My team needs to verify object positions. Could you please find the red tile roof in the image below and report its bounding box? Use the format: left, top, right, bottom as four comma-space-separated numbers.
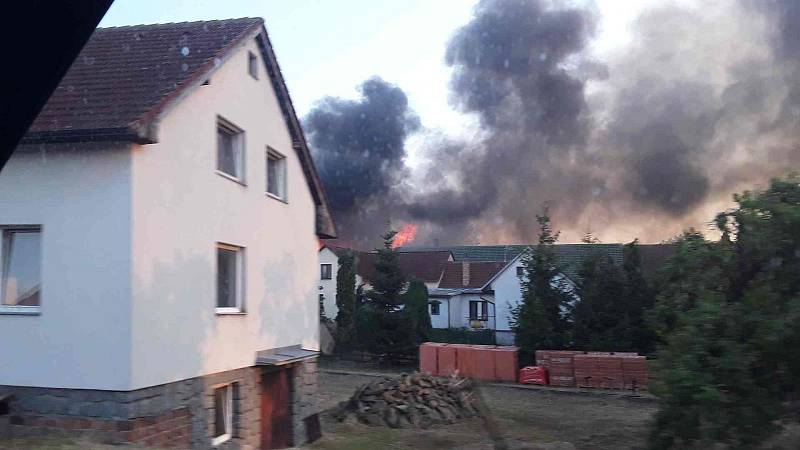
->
25, 18, 263, 143
20, 18, 336, 239
438, 261, 507, 289
356, 251, 452, 284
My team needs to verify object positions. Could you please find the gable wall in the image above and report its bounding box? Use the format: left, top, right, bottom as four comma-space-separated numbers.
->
129, 34, 318, 389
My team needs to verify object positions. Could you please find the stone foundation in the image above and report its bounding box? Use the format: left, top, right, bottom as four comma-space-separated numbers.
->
0, 358, 320, 449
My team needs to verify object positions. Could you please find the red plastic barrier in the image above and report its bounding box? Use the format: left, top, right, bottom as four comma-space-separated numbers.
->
519, 366, 548, 385
474, 347, 496, 381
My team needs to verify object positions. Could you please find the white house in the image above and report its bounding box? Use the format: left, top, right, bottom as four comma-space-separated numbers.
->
316, 247, 452, 320
0, 18, 335, 449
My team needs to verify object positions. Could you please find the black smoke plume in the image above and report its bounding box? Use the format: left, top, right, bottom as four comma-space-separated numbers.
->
307, 0, 800, 246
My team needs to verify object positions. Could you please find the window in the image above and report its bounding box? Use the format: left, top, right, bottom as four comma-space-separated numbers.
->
248, 51, 258, 79
217, 118, 245, 182
469, 300, 488, 320
430, 301, 440, 316
320, 263, 332, 280
516, 266, 524, 277
1, 227, 41, 313
266, 148, 287, 200
216, 244, 244, 313
212, 383, 234, 446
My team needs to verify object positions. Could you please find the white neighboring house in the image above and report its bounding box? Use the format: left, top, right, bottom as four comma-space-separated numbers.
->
429, 252, 579, 345
0, 18, 335, 449
316, 247, 452, 320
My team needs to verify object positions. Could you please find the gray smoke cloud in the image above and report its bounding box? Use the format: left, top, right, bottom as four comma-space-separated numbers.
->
306, 0, 800, 247
304, 77, 420, 246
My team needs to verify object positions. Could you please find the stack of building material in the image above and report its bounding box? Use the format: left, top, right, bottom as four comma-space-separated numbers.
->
536, 350, 649, 390
536, 350, 582, 386
575, 355, 624, 389
418, 343, 519, 382
622, 356, 649, 390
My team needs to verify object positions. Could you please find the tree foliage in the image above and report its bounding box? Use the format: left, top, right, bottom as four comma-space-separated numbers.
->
403, 278, 432, 346
511, 205, 573, 352
359, 228, 414, 357
334, 250, 357, 353
572, 251, 629, 351
649, 175, 800, 449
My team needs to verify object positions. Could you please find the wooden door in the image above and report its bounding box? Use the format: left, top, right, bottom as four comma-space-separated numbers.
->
261, 368, 292, 449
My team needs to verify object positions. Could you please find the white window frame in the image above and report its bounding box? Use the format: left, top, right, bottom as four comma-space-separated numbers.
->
216, 243, 245, 314
216, 117, 246, 184
247, 51, 258, 79
211, 383, 234, 446
320, 263, 332, 280
0, 226, 42, 315
265, 147, 287, 202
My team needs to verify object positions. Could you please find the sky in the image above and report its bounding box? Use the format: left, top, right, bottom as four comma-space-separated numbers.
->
100, 0, 645, 137
100, 1, 800, 246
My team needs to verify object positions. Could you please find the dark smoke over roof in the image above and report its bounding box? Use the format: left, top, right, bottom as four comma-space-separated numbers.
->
305, 0, 800, 246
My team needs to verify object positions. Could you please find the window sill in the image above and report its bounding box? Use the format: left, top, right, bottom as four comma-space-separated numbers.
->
0, 306, 41, 316
216, 170, 247, 186
265, 192, 288, 203
216, 308, 246, 316
212, 433, 231, 446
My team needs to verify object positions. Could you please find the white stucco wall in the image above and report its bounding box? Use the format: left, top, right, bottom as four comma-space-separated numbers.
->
318, 247, 339, 320
429, 298, 449, 329
128, 35, 319, 389
490, 260, 526, 332
0, 143, 133, 390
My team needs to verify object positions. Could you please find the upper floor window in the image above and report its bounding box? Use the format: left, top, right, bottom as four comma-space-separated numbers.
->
248, 51, 258, 79
217, 243, 244, 313
266, 148, 287, 200
516, 266, 525, 277
320, 263, 332, 280
0, 227, 41, 314
217, 118, 245, 183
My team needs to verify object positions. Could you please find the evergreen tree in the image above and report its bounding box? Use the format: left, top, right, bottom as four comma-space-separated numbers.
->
403, 278, 432, 346
649, 175, 800, 449
511, 205, 573, 352
361, 228, 413, 358
334, 251, 357, 353
621, 240, 657, 354
367, 229, 406, 311
572, 251, 629, 351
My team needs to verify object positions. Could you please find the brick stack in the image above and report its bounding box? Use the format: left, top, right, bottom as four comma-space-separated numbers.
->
622, 356, 648, 390
418, 343, 519, 382
536, 350, 648, 390
536, 350, 582, 386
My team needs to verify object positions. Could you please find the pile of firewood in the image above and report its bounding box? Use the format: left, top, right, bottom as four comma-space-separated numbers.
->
334, 372, 480, 428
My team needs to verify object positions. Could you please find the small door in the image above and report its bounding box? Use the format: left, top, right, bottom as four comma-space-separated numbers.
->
261, 368, 292, 449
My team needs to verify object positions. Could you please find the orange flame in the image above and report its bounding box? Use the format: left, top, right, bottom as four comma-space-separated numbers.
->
392, 223, 418, 249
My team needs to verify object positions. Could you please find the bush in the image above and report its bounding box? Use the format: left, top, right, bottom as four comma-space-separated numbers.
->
429, 328, 496, 345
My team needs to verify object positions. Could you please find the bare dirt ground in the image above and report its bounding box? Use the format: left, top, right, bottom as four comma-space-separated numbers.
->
305, 371, 659, 450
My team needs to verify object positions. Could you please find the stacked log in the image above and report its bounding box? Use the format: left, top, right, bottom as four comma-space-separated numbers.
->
334, 372, 479, 428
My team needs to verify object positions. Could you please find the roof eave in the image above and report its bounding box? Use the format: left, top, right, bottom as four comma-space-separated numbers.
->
19, 126, 156, 145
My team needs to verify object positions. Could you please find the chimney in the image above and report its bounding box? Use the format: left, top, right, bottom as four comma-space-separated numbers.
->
462, 261, 471, 287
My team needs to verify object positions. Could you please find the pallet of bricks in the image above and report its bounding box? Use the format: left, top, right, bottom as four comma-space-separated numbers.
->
419, 343, 519, 382
536, 350, 648, 390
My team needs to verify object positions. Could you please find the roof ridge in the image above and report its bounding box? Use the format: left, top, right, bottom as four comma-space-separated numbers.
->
97, 17, 262, 30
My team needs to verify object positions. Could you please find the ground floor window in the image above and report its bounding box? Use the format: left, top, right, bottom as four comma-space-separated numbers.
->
469, 300, 488, 320
212, 383, 235, 445
0, 226, 42, 313
430, 301, 440, 315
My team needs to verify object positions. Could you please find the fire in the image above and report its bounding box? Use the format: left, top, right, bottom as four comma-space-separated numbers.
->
392, 223, 418, 249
